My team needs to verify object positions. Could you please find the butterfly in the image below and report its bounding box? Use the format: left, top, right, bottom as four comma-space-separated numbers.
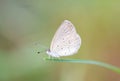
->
46, 20, 81, 57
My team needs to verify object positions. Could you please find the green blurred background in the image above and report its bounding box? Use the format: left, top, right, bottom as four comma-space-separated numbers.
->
0, 0, 120, 81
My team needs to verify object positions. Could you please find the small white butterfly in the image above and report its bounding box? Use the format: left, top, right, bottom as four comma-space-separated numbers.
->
46, 20, 81, 57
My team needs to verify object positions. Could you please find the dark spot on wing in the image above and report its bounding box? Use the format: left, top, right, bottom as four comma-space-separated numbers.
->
68, 40, 71, 44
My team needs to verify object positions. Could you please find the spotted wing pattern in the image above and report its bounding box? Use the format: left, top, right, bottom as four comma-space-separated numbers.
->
50, 20, 81, 57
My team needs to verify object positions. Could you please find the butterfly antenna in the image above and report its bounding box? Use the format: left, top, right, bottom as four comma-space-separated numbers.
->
37, 49, 48, 54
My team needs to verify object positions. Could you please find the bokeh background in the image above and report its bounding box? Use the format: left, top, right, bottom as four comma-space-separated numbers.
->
0, 0, 120, 81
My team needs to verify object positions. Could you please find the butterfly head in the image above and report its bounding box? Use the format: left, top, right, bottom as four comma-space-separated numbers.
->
46, 49, 51, 54
46, 49, 60, 57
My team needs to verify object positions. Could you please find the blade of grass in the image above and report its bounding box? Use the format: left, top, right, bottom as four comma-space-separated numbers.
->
44, 58, 120, 74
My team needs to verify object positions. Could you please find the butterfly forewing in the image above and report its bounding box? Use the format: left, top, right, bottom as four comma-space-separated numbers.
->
49, 20, 81, 57
50, 20, 76, 51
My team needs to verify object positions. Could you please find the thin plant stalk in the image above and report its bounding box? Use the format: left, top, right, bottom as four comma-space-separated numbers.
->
44, 58, 120, 74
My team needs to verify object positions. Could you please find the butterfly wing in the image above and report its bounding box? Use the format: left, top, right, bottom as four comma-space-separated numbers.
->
50, 20, 81, 57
